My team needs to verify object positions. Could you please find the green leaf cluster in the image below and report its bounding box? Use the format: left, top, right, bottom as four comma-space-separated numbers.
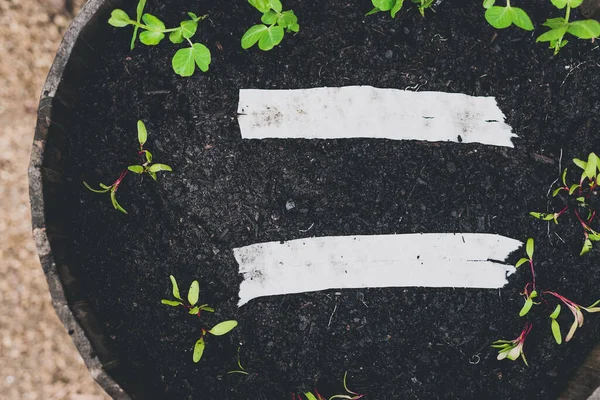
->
161, 275, 237, 363
366, 0, 405, 18
84, 120, 171, 214
108, 0, 211, 76
483, 0, 533, 31
537, 0, 600, 55
242, 0, 300, 51
293, 372, 364, 400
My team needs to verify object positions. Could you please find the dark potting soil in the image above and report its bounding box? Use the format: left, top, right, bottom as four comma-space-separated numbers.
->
61, 0, 600, 399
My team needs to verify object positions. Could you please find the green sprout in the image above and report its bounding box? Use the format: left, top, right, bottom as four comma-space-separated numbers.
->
549, 304, 562, 344
84, 120, 171, 214
161, 275, 215, 316
241, 0, 299, 51
366, 0, 404, 18
108, 0, 211, 76
515, 238, 538, 317
412, 0, 435, 16
227, 347, 249, 375
293, 372, 365, 400
194, 320, 238, 363
492, 322, 532, 366
531, 153, 600, 255
482, 0, 533, 31
544, 292, 600, 342
536, 0, 600, 55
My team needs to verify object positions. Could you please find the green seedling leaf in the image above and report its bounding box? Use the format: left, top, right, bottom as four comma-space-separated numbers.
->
580, 238, 593, 255
189, 306, 200, 314
545, 17, 567, 29
551, 319, 562, 344
567, 0, 584, 7
83, 181, 110, 193
366, 7, 380, 15
537, 26, 569, 43
209, 320, 238, 336
128, 165, 144, 174
584, 153, 599, 180
148, 163, 173, 173
483, 0, 495, 8
304, 393, 319, 400
373, 0, 396, 11
526, 237, 534, 259
278, 10, 298, 29
508, 7, 534, 31
519, 297, 533, 317
139, 14, 166, 45
172, 43, 211, 76
566, 318, 578, 342
551, 0, 568, 8
262, 10, 279, 25
149, 171, 157, 181
161, 299, 182, 306
110, 190, 127, 214
589, 233, 600, 241
515, 257, 529, 268
137, 120, 147, 145
587, 299, 600, 309
249, 0, 271, 13
180, 19, 198, 39
169, 28, 184, 44
108, 9, 131, 27
485, 6, 513, 29
193, 337, 205, 363
568, 20, 600, 39
562, 168, 568, 185
576, 196, 586, 203
573, 158, 587, 170
259, 25, 284, 50
99, 183, 111, 189
242, 24, 268, 49
130, 0, 146, 49
199, 304, 215, 312
268, 0, 283, 12
569, 183, 580, 194
188, 280, 199, 306
390, 0, 404, 17
552, 187, 563, 197
550, 304, 561, 319
145, 150, 153, 163
170, 275, 182, 300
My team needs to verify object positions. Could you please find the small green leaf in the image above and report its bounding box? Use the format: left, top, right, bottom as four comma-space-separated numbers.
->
550, 304, 561, 319
584, 152, 599, 179
530, 212, 543, 219
544, 17, 567, 29
569, 183, 580, 194
372, 0, 396, 11
526, 238, 534, 259
519, 297, 533, 317
576, 196, 586, 203
551, 0, 568, 9
552, 187, 563, 197
567, 0, 584, 7
172, 43, 211, 76
189, 306, 200, 314
83, 181, 110, 193
262, 10, 279, 25
268, 0, 283, 12
551, 319, 562, 344
149, 171, 157, 181
142, 13, 166, 31
209, 320, 238, 336
145, 150, 153, 163
366, 7, 380, 15
537, 26, 569, 43
258, 25, 284, 51
130, 0, 146, 49
148, 163, 173, 173
191, 43, 211, 72
508, 7, 534, 31
304, 393, 319, 400
485, 6, 513, 29
169, 28, 184, 44
580, 238, 593, 255
483, 0, 495, 9
562, 168, 568, 185
110, 190, 127, 214
161, 299, 182, 306
391, 0, 404, 17
589, 233, 600, 241
139, 30, 165, 45
128, 165, 144, 174
515, 258, 529, 268
573, 158, 587, 170
277, 10, 298, 29
99, 183, 111, 190
108, 9, 132, 27
249, 0, 271, 13
180, 19, 198, 39
188, 280, 199, 306
137, 120, 147, 146
242, 24, 269, 49
200, 305, 215, 312
170, 275, 182, 300
193, 337, 205, 363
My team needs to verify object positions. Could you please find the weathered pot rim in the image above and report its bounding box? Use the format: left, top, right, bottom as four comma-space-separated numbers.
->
28, 1, 600, 399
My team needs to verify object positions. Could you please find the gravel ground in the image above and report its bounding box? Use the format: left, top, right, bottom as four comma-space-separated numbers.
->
0, 0, 109, 399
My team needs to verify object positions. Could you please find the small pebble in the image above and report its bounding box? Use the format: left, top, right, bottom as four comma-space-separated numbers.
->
385, 50, 393, 59
285, 199, 295, 210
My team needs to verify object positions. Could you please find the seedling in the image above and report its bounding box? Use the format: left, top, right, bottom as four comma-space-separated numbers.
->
293, 372, 365, 400
161, 275, 215, 317
194, 320, 238, 363
543, 292, 600, 342
241, 0, 299, 51
531, 153, 600, 255
366, 0, 404, 18
536, 0, 600, 55
491, 322, 532, 366
515, 238, 538, 317
482, 0, 534, 31
412, 0, 435, 16
227, 347, 250, 375
84, 120, 171, 214
108, 0, 211, 76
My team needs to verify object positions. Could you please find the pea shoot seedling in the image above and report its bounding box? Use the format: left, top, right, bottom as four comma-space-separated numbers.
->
84, 120, 171, 214
366, 0, 404, 18
241, 0, 299, 51
482, 0, 533, 31
108, 0, 211, 76
293, 372, 365, 400
161, 275, 215, 316
536, 0, 600, 55
531, 153, 600, 255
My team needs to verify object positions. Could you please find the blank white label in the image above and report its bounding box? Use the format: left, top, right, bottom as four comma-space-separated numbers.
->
237, 86, 517, 147
233, 233, 522, 306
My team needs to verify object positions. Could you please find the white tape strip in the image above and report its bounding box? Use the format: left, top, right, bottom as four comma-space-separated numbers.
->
233, 233, 521, 306
237, 86, 516, 147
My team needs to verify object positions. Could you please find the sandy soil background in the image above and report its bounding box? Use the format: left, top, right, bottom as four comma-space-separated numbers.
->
0, 0, 109, 399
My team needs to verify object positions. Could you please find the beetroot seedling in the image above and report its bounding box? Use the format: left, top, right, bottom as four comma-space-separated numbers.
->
492, 321, 533, 366
84, 120, 171, 214
543, 291, 600, 342
194, 320, 238, 363
515, 238, 538, 317
108, 0, 211, 76
161, 275, 215, 316
293, 372, 365, 400
531, 153, 600, 255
